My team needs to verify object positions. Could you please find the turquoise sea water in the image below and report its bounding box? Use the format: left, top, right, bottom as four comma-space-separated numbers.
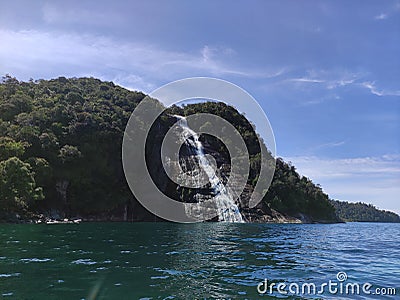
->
0, 222, 399, 299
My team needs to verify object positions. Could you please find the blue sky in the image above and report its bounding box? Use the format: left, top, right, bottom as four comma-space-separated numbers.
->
1, 0, 399, 213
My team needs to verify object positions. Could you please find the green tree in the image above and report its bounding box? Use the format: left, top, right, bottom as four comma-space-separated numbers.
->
0, 92, 32, 121
0, 137, 26, 160
58, 145, 82, 163
0, 157, 43, 214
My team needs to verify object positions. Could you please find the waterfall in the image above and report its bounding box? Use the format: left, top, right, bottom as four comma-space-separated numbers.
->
174, 115, 244, 223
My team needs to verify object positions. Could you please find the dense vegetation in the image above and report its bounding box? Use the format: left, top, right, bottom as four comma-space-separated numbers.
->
264, 158, 339, 221
331, 200, 400, 223
0, 76, 346, 222
0, 75, 144, 220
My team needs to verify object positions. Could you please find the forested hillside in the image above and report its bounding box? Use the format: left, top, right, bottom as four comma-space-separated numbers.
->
0, 75, 144, 221
331, 200, 400, 222
0, 76, 338, 222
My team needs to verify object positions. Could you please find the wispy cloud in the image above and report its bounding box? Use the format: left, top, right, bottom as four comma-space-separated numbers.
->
326, 78, 357, 89
300, 94, 341, 106
289, 78, 325, 83
285, 154, 400, 179
360, 81, 400, 97
373, 1, 400, 20
197, 45, 284, 78
110, 74, 156, 93
0, 29, 280, 92
315, 140, 346, 149
374, 13, 388, 20
361, 82, 382, 96
260, 69, 365, 106
282, 69, 400, 98
286, 69, 362, 90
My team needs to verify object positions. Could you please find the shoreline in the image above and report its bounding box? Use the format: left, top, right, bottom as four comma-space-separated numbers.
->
0, 210, 345, 225
0, 216, 346, 225
4, 217, 400, 224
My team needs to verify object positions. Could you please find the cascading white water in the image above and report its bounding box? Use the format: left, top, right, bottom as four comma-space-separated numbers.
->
174, 115, 244, 223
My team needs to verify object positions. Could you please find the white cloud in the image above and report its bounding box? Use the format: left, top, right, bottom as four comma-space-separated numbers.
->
282, 70, 400, 99
0, 29, 281, 92
201, 45, 214, 63
109, 74, 156, 93
301, 94, 341, 106
289, 78, 325, 83
361, 82, 381, 95
283, 155, 400, 213
326, 78, 356, 89
374, 13, 388, 20
314, 140, 346, 149
373, 1, 400, 21
285, 155, 400, 178
360, 81, 400, 97
286, 69, 362, 90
